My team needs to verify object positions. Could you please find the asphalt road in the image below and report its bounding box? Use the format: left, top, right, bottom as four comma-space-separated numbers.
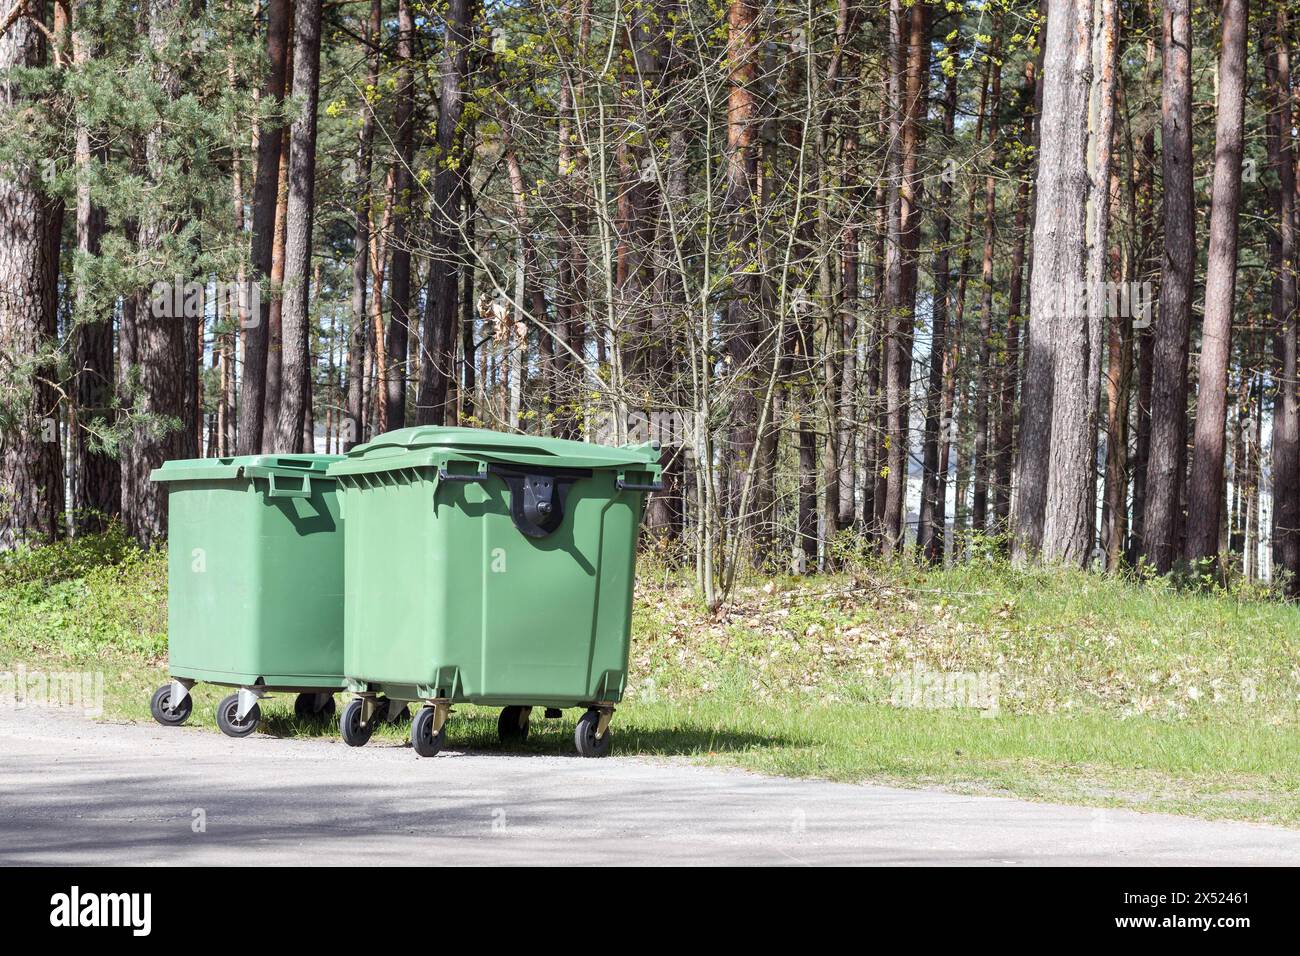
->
2, 708, 1297, 865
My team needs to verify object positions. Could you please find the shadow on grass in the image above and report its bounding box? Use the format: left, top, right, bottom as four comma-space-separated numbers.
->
256, 707, 791, 758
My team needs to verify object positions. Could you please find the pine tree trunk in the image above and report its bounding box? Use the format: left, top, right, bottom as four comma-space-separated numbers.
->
0, 6, 65, 548
972, 31, 1003, 535
948, 56, 991, 554
417, 0, 475, 425
263, 114, 291, 449
1026, 0, 1094, 564
1142, 0, 1195, 572
273, 0, 322, 452
1265, 3, 1299, 588
1127, 117, 1157, 562
881, 0, 930, 554
917, 60, 957, 563
1186, 0, 1248, 564
69, 1, 118, 531
385, 0, 416, 431
120, 0, 187, 545
344, 0, 380, 451
237, 0, 292, 454
722, 0, 765, 561
994, 58, 1037, 535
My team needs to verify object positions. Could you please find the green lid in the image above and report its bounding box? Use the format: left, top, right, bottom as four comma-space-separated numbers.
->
150, 454, 344, 484
326, 426, 661, 478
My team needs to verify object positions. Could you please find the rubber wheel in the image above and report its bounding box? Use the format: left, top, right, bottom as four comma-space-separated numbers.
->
497, 705, 531, 743
340, 698, 374, 747
574, 709, 612, 758
150, 684, 192, 726
294, 693, 337, 721
411, 707, 446, 758
215, 693, 260, 738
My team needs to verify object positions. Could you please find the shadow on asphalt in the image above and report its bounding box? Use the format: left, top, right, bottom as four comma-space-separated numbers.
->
256, 710, 791, 758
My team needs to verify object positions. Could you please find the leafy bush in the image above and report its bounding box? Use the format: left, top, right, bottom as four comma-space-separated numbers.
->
0, 523, 138, 592
0, 528, 167, 661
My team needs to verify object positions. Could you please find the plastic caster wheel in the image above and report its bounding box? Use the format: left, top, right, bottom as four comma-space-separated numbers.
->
294, 693, 337, 721
497, 705, 531, 743
340, 698, 374, 747
215, 693, 260, 738
574, 709, 612, 758
150, 684, 192, 726
411, 707, 447, 758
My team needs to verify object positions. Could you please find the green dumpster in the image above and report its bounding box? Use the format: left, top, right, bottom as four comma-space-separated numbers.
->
147, 454, 349, 737
327, 426, 662, 758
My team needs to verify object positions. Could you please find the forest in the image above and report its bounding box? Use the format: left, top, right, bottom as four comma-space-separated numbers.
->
0, 0, 1297, 606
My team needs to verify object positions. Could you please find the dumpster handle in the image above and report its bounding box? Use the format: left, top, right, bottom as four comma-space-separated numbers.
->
267, 473, 313, 498
616, 474, 663, 492
437, 466, 489, 484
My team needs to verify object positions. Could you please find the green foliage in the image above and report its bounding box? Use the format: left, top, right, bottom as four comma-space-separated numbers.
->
0, 530, 167, 660
0, 524, 138, 592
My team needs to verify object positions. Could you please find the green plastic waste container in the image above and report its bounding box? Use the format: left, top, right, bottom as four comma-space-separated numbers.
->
327, 426, 662, 758
147, 454, 350, 738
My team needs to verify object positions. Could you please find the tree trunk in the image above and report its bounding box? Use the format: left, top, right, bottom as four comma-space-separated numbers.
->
1128, 112, 1157, 562
237, 0, 292, 454
1142, 0, 1195, 572
994, 58, 1037, 535
120, 0, 188, 545
1027, 0, 1094, 564
948, 56, 991, 555
0, 4, 64, 548
972, 30, 1003, 535
344, 0, 381, 451
273, 0, 322, 452
1265, 2, 1299, 588
385, 0, 416, 431
918, 58, 957, 563
263, 110, 291, 449
417, 0, 475, 425
881, 0, 930, 554
722, 0, 765, 560
70, 1, 118, 531
1186, 0, 1248, 564
1077, 0, 1119, 561
835, 1, 862, 533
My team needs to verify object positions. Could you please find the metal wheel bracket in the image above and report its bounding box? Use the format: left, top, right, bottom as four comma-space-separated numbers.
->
424, 699, 451, 734
594, 705, 615, 740
517, 706, 531, 730
360, 696, 381, 727
312, 692, 332, 711
167, 678, 194, 713
235, 687, 265, 722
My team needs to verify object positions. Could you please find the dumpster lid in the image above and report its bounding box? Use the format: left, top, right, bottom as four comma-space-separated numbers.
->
329, 426, 661, 475
150, 454, 343, 483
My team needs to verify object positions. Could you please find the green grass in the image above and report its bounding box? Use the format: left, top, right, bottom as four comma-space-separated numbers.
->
3, 534, 1298, 825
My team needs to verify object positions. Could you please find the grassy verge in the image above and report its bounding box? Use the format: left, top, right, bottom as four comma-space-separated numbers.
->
3, 534, 1298, 825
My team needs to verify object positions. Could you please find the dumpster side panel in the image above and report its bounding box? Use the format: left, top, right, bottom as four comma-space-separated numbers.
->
343, 472, 444, 687
165, 480, 262, 683
588, 486, 642, 702
251, 479, 344, 681
466, 472, 638, 705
